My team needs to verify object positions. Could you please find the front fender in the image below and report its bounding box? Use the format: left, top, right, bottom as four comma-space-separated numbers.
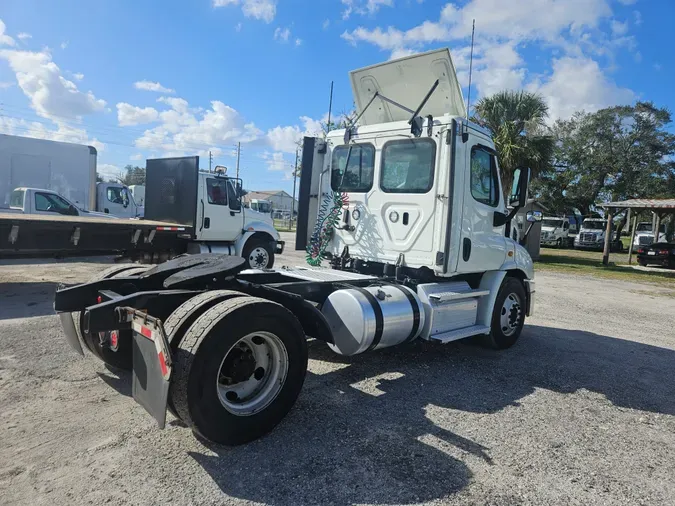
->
500, 238, 535, 280
235, 221, 280, 256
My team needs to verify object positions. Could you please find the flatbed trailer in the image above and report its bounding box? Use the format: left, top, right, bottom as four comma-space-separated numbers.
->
0, 211, 192, 260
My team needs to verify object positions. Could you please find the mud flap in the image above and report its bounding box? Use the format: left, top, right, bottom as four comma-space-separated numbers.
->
127, 311, 173, 429
59, 312, 84, 356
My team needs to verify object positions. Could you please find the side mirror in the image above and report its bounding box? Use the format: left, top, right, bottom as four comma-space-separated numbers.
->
526, 210, 543, 223
510, 167, 531, 207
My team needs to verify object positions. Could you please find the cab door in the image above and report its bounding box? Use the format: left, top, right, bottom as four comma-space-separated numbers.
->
455, 139, 507, 273
98, 184, 134, 217
196, 175, 243, 242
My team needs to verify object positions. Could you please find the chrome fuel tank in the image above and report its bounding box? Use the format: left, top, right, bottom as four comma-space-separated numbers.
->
322, 284, 425, 356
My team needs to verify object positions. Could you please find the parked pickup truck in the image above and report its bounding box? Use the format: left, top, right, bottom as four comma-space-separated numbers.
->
7, 187, 116, 219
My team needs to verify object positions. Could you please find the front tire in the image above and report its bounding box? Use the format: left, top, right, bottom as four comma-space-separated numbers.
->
483, 277, 527, 350
171, 297, 307, 445
242, 238, 275, 269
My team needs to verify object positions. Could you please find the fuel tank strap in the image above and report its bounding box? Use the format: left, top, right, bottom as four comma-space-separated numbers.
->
352, 287, 384, 351
389, 285, 421, 343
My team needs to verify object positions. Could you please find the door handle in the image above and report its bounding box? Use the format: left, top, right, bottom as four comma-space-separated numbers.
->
463, 238, 472, 261
199, 199, 205, 231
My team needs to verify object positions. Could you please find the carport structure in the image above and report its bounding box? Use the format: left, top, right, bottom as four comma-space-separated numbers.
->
598, 199, 675, 265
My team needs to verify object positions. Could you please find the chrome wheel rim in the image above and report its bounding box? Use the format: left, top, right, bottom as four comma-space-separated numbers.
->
216, 331, 288, 416
500, 293, 522, 337
248, 247, 270, 269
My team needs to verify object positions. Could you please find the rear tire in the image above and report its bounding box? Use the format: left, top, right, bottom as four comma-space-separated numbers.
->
162, 290, 247, 418
242, 238, 275, 269
483, 277, 527, 350
171, 297, 307, 445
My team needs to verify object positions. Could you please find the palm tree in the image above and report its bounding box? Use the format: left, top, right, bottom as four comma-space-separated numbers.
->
472, 91, 553, 199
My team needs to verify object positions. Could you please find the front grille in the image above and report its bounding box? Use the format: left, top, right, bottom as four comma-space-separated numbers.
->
639, 236, 654, 245
580, 233, 597, 242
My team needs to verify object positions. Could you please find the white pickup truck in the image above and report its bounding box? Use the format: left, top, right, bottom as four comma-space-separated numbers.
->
8, 187, 117, 219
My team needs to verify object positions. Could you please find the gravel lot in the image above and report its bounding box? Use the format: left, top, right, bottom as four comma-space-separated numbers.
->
1, 233, 675, 505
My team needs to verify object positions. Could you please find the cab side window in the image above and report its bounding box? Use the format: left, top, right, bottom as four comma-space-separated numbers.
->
470, 147, 500, 207
206, 178, 228, 206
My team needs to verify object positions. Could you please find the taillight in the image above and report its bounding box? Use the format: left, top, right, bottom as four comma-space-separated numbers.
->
637, 248, 644, 254
96, 295, 102, 304
658, 250, 668, 255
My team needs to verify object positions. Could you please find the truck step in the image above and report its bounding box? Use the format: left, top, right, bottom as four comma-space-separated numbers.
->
430, 325, 490, 344
428, 289, 490, 302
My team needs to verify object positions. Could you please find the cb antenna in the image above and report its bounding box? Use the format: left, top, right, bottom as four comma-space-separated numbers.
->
466, 19, 475, 120
326, 81, 334, 133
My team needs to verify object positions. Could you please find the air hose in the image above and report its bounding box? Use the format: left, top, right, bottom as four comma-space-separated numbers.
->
306, 191, 349, 266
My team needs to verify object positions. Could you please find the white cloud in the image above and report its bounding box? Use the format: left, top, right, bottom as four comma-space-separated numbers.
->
72, 72, 84, 81
60, 41, 68, 50
528, 56, 634, 120
0, 48, 106, 120
617, 0, 636, 4
98, 163, 122, 180
0, 81, 13, 89
295, 38, 303, 46
17, 32, 32, 41
132, 97, 263, 155
0, 20, 16, 46
611, 20, 628, 36
322, 19, 330, 30
653, 63, 662, 72
633, 10, 642, 25
134, 80, 175, 94
116, 103, 159, 126
274, 27, 291, 42
130, 153, 144, 161
235, 22, 243, 32
213, 0, 276, 23
266, 115, 323, 154
342, 0, 394, 19
263, 151, 288, 171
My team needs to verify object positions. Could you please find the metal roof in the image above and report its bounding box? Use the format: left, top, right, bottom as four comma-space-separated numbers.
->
599, 199, 675, 210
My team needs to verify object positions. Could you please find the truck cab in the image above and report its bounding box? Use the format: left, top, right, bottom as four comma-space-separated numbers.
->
96, 182, 143, 219
633, 222, 667, 247
541, 217, 570, 248
249, 199, 272, 215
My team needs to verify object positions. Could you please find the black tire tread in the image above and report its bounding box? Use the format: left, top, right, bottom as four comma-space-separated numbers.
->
171, 296, 302, 434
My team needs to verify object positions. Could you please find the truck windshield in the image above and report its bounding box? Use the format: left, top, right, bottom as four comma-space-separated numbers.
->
583, 221, 605, 230
542, 219, 563, 228
636, 223, 666, 233
331, 143, 375, 193
253, 201, 271, 213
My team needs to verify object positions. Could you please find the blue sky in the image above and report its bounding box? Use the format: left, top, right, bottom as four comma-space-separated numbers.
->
0, 0, 672, 195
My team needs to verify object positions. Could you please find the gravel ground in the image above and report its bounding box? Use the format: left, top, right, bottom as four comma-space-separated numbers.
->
1, 233, 674, 506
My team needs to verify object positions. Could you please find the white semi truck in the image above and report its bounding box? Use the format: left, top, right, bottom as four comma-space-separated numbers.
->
54, 48, 539, 446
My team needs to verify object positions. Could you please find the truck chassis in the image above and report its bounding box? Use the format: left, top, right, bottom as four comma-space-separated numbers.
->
55, 253, 532, 445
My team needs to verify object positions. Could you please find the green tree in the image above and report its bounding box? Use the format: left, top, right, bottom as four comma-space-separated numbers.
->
120, 165, 146, 186
534, 102, 675, 218
472, 91, 554, 198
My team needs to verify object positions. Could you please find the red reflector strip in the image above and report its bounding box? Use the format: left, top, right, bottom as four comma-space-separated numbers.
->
140, 325, 153, 339
156, 226, 186, 231
158, 351, 168, 377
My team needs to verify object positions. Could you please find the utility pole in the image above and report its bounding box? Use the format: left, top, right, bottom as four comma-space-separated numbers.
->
209, 151, 213, 172
235, 142, 241, 180
291, 147, 299, 229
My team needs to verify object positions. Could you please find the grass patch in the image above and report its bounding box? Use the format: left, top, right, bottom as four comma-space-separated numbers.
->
273, 219, 296, 231
536, 248, 675, 287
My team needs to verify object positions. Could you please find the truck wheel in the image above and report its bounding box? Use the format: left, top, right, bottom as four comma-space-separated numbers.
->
171, 297, 308, 445
76, 266, 150, 370
556, 238, 563, 248
242, 238, 275, 269
72, 264, 142, 354
162, 290, 247, 418
483, 277, 527, 350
